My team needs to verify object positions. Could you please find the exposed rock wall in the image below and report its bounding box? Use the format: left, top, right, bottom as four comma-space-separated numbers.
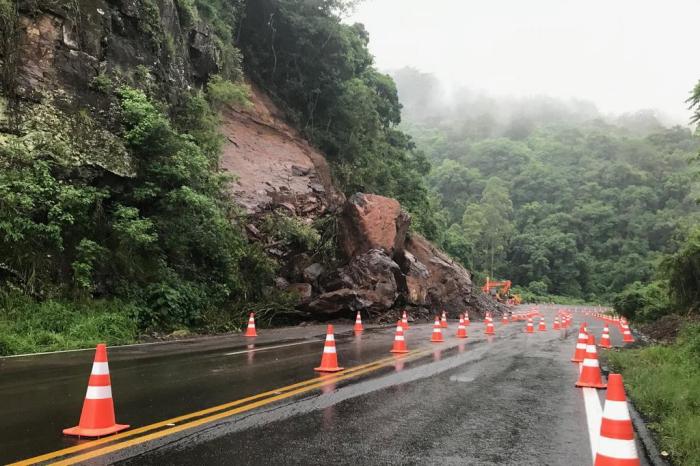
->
13, 0, 213, 102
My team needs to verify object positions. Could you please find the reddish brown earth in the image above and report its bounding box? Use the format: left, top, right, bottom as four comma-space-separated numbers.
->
339, 193, 410, 258
219, 86, 343, 215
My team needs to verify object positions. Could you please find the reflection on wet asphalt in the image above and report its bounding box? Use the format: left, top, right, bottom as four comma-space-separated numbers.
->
1, 310, 647, 465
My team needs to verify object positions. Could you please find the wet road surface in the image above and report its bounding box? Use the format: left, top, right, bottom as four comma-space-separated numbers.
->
1, 307, 648, 465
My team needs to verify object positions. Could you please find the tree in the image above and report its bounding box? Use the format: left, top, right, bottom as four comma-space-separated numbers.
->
480, 178, 514, 278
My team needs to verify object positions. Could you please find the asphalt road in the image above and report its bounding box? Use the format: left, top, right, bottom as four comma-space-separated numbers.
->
1, 307, 648, 465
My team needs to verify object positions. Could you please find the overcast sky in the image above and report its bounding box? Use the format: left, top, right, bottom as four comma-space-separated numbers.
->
347, 0, 700, 124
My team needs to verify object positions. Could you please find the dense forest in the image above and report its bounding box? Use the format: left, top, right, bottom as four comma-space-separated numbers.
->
392, 67, 700, 310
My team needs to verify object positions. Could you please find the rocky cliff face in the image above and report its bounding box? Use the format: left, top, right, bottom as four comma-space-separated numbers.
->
5, 0, 504, 321
11, 0, 218, 102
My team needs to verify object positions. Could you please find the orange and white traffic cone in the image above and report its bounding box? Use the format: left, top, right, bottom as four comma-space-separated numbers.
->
456, 315, 468, 338
390, 320, 409, 353
485, 321, 495, 335
600, 325, 612, 349
538, 317, 546, 331
401, 310, 409, 330
244, 312, 257, 337
63, 344, 129, 438
353, 311, 364, 333
594, 374, 640, 466
571, 324, 588, 362
525, 318, 534, 333
431, 317, 444, 342
553, 317, 560, 330
575, 335, 606, 388
501, 314, 509, 324
440, 311, 448, 328
315, 325, 344, 372
622, 324, 635, 343
464, 313, 470, 326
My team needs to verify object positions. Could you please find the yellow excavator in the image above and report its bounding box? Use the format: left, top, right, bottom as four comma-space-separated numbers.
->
482, 277, 521, 305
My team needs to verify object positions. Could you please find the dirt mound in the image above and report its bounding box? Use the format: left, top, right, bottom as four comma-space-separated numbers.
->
639, 314, 699, 343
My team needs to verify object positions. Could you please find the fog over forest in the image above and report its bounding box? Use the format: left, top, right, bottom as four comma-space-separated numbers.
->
348, 0, 700, 126
391, 66, 675, 138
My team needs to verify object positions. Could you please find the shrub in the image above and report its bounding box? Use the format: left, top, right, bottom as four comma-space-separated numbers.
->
260, 211, 321, 252
607, 324, 700, 464
0, 292, 140, 355
613, 281, 670, 322
206, 75, 251, 110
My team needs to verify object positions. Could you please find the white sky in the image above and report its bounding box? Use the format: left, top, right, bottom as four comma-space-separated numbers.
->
348, 0, 700, 124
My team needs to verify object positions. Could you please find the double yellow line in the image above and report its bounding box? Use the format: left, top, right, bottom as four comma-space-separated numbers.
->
12, 349, 429, 465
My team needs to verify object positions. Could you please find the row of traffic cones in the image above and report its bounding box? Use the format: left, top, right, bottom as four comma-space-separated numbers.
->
570, 319, 641, 465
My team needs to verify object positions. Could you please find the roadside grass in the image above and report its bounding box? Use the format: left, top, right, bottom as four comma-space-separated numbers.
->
0, 292, 139, 356
607, 324, 700, 466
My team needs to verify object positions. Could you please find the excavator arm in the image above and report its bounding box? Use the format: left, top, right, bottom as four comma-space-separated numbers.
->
482, 277, 519, 304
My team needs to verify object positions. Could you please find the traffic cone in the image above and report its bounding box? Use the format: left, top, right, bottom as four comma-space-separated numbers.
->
63, 344, 129, 438
464, 313, 470, 326
538, 317, 546, 331
390, 320, 409, 353
571, 324, 588, 362
456, 315, 468, 338
315, 325, 344, 372
244, 312, 257, 337
440, 310, 448, 328
553, 317, 560, 330
600, 325, 612, 349
485, 321, 495, 335
401, 310, 409, 330
431, 317, 444, 342
501, 314, 509, 324
575, 335, 606, 388
525, 318, 534, 333
594, 374, 640, 466
622, 325, 635, 343
353, 311, 364, 333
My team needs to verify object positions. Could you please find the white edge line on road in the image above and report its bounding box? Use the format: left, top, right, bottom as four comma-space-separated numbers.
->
0, 339, 182, 359
580, 362, 603, 461
224, 340, 322, 356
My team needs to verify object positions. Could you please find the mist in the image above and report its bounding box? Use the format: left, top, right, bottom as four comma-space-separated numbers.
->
347, 0, 700, 126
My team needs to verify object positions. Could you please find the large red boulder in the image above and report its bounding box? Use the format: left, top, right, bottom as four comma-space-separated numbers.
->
400, 234, 504, 318
339, 193, 411, 259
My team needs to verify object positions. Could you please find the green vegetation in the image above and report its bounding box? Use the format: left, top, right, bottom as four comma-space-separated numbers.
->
602, 81, 700, 466
206, 75, 252, 110
0, 0, 284, 354
393, 67, 700, 302
0, 80, 282, 355
0, 292, 139, 355
613, 281, 671, 322
610, 84, 700, 322
607, 324, 700, 465
238, 0, 442, 239
662, 226, 700, 313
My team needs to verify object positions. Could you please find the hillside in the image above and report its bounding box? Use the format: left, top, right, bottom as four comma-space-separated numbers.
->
392, 67, 700, 303
0, 0, 500, 354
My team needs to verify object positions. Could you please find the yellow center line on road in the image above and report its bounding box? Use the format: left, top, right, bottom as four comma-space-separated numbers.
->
11, 349, 430, 466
